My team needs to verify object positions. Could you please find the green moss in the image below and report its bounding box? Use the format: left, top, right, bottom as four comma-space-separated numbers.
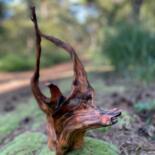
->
37, 137, 119, 155
0, 99, 45, 142
68, 137, 119, 155
0, 78, 119, 155
0, 113, 20, 141
0, 132, 48, 155
38, 146, 55, 155
0, 133, 119, 155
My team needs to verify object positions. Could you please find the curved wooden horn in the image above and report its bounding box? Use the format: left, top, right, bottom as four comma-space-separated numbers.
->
30, 6, 50, 111
40, 33, 94, 97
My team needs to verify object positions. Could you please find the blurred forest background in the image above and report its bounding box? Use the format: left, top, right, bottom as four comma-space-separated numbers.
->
0, 0, 155, 81
1, 0, 155, 155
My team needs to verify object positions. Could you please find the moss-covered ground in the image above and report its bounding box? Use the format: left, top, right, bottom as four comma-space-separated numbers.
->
1, 74, 154, 155
0, 131, 119, 155
0, 75, 122, 155
0, 97, 119, 155
0, 99, 45, 144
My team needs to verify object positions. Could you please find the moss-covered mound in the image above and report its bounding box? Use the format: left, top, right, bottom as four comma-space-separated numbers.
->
0, 132, 119, 155
0, 132, 53, 155
0, 99, 45, 143
68, 137, 119, 155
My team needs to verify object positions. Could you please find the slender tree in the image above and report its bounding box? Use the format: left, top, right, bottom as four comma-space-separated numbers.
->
131, 0, 144, 21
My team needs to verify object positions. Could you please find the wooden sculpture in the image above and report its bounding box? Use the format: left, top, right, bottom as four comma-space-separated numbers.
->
30, 6, 121, 155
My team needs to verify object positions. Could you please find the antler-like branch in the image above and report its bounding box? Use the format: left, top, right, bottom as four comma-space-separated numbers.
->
30, 6, 50, 111
41, 33, 94, 99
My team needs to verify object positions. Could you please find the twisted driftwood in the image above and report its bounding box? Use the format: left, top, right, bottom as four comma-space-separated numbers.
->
30, 7, 121, 155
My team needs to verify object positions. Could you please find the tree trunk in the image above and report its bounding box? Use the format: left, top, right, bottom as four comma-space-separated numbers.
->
131, 0, 144, 22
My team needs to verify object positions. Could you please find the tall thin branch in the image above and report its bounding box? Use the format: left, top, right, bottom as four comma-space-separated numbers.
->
30, 6, 50, 110
41, 33, 94, 96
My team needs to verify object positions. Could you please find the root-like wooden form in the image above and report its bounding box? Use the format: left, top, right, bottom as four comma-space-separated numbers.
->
30, 7, 121, 155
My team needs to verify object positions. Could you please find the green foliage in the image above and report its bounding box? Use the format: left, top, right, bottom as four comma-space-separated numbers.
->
142, 0, 155, 26
0, 54, 34, 71
0, 0, 81, 72
101, 22, 155, 81
0, 48, 69, 72
0, 1, 6, 20
134, 100, 155, 112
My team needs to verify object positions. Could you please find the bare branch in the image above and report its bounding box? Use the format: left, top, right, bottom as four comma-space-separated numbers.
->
30, 6, 50, 111
41, 33, 94, 97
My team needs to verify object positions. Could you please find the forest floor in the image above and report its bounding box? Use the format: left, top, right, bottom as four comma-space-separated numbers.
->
0, 62, 155, 155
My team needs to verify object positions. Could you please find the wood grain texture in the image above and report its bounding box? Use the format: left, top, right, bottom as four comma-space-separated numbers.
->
30, 6, 121, 155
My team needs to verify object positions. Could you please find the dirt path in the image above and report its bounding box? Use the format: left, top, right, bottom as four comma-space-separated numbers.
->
0, 62, 112, 112
0, 62, 73, 94
0, 62, 113, 95
0, 62, 75, 112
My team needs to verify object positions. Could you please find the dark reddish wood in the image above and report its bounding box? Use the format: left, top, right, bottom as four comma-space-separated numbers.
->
30, 6, 121, 155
